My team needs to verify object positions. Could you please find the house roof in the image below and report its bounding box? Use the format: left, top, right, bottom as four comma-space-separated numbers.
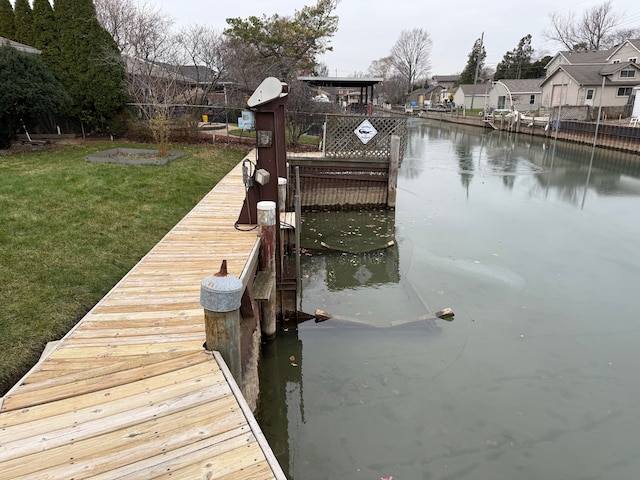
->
177, 65, 220, 84
0, 36, 41, 54
410, 85, 443, 95
298, 76, 383, 88
599, 61, 640, 79
606, 39, 640, 61
557, 49, 611, 65
496, 78, 543, 93
457, 84, 490, 96
542, 64, 604, 86
432, 75, 460, 83
541, 62, 640, 87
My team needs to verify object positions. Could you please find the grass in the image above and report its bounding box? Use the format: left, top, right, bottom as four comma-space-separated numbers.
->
0, 141, 248, 395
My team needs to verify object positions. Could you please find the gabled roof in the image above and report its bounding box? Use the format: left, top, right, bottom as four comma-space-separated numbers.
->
457, 84, 489, 96
606, 38, 640, 61
497, 78, 543, 93
599, 61, 640, 79
540, 61, 640, 87
410, 85, 443, 95
0, 36, 41, 55
540, 64, 604, 87
176, 65, 220, 84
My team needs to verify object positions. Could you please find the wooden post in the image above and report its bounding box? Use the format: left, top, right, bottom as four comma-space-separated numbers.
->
258, 200, 277, 338
200, 260, 243, 383
388, 135, 400, 208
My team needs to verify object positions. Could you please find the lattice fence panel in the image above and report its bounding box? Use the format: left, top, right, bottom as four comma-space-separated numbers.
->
324, 115, 407, 159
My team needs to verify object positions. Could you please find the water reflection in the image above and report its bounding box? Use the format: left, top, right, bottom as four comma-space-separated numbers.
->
257, 117, 640, 480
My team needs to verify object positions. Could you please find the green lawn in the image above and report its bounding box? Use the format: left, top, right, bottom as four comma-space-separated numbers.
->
0, 141, 247, 395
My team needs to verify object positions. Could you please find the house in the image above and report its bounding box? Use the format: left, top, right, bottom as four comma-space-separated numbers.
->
488, 78, 543, 113
539, 39, 640, 118
432, 74, 460, 90
432, 74, 460, 102
452, 83, 490, 109
0, 36, 41, 55
407, 84, 445, 108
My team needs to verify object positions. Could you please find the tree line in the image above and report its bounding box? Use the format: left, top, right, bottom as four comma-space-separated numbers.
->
0, 0, 340, 148
1, 0, 638, 148
369, 0, 639, 103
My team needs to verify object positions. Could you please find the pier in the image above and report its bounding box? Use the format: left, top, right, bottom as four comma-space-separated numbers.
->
0, 156, 286, 479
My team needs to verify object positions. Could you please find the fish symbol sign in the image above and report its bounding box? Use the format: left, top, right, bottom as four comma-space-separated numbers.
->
354, 119, 378, 144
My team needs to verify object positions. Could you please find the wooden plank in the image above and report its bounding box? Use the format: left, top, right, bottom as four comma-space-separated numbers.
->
1, 372, 233, 461
252, 270, 274, 301
1, 356, 221, 418
87, 431, 262, 479
3, 398, 246, 479
0, 156, 283, 479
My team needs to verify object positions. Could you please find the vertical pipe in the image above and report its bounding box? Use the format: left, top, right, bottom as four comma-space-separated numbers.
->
295, 167, 302, 304
388, 135, 400, 208
258, 200, 277, 338
277, 176, 287, 281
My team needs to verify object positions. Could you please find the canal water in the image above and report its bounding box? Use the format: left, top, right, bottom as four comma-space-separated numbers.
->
257, 118, 640, 480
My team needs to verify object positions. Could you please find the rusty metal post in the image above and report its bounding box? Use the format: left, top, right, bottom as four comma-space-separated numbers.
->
200, 260, 243, 383
388, 135, 400, 208
258, 200, 277, 338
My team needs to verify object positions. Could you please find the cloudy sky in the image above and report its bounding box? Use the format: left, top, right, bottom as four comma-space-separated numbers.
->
152, 0, 640, 77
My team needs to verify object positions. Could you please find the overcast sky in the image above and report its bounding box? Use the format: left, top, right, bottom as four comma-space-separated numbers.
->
151, 0, 640, 77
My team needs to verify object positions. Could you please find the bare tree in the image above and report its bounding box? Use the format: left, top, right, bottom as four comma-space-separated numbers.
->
367, 56, 394, 79
96, 0, 182, 154
544, 0, 624, 51
389, 28, 432, 96
174, 25, 226, 106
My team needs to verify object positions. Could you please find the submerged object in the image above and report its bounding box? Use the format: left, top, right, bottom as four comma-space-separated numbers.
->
435, 307, 455, 320
312, 308, 454, 327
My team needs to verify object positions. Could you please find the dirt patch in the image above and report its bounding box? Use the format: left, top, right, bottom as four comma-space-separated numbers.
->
85, 148, 184, 165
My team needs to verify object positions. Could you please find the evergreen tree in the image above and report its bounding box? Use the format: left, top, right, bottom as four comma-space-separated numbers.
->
32, 0, 56, 51
0, 44, 69, 148
458, 37, 486, 85
0, 0, 15, 40
14, 0, 34, 46
49, 0, 127, 129
495, 35, 535, 80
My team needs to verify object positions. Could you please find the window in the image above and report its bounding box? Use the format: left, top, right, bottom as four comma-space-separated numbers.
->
586, 89, 594, 100
617, 87, 633, 96
620, 70, 636, 78
629, 57, 637, 63
612, 59, 621, 64
529, 94, 535, 104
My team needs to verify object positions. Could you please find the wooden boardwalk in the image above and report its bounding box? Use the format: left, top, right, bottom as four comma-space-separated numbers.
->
0, 154, 287, 479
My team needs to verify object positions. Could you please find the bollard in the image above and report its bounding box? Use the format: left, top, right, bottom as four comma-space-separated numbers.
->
257, 200, 277, 338
200, 260, 243, 383
277, 177, 287, 214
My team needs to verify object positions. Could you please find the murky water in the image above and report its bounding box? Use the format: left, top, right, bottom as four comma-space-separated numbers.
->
257, 119, 640, 480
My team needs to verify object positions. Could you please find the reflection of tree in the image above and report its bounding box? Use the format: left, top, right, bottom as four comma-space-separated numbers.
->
454, 131, 474, 191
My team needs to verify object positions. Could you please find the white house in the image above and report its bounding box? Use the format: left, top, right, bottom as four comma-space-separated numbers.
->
488, 79, 543, 113
452, 84, 490, 109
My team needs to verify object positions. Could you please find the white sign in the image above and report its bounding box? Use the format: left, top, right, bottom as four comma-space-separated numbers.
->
354, 119, 377, 144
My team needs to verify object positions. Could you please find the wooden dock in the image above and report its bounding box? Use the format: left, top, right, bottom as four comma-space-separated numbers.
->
0, 154, 287, 479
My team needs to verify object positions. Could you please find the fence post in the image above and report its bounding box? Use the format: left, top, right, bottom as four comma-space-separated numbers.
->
200, 260, 243, 383
258, 200, 277, 338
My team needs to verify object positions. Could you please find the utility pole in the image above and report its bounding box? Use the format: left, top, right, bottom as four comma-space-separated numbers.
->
470, 32, 484, 110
